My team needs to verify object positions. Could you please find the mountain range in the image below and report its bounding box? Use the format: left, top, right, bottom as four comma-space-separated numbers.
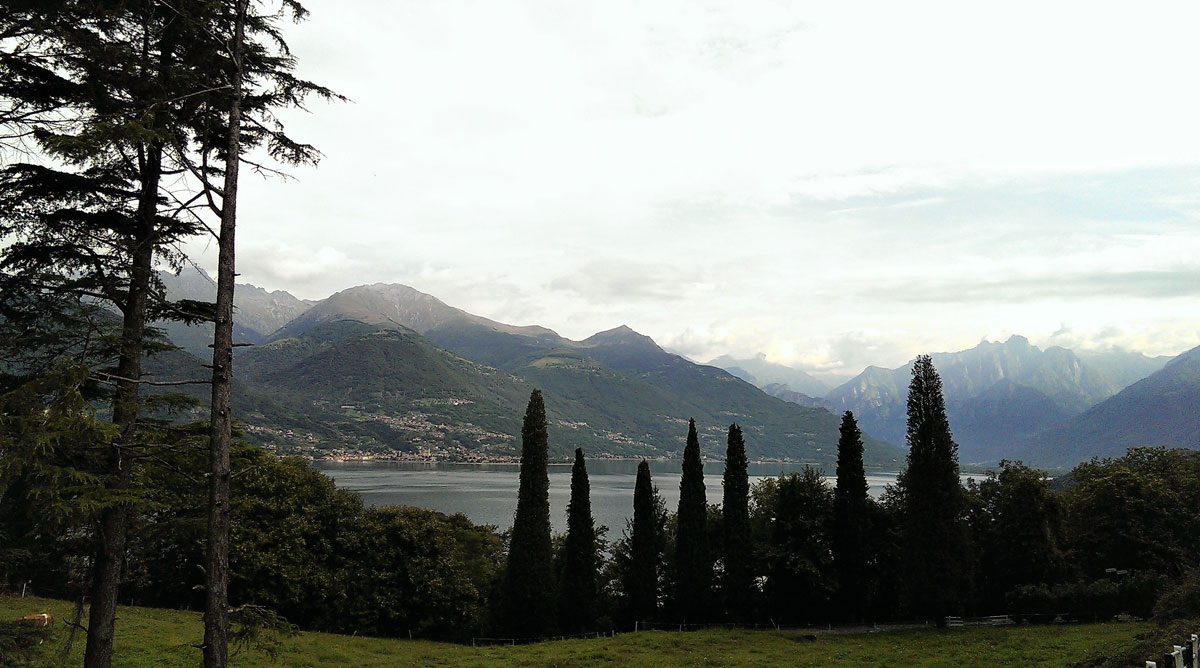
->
1015, 345, 1200, 467
157, 267, 1198, 468
155, 268, 315, 357
711, 336, 1186, 467
157, 270, 901, 465
705, 354, 836, 398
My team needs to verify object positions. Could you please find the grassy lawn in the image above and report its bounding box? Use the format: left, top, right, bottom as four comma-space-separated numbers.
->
1, 595, 1146, 667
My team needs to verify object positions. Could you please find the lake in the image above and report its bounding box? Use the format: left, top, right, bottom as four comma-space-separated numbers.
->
313, 459, 908, 534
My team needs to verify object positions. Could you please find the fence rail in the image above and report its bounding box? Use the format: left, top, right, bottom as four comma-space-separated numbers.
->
1146, 633, 1198, 668
470, 614, 1136, 648
0, 582, 34, 597
471, 631, 615, 647
945, 615, 1015, 628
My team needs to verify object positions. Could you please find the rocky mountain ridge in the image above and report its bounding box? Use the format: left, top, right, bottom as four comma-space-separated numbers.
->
157, 269, 1191, 467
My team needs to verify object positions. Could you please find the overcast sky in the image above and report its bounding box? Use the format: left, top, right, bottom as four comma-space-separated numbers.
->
183, 0, 1200, 377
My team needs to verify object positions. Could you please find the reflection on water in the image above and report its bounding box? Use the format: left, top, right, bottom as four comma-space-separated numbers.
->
312, 459, 906, 534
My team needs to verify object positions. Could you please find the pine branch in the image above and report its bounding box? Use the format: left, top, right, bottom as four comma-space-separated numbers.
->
90, 372, 211, 386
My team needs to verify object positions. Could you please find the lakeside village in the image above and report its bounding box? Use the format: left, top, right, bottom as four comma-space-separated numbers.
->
241, 414, 816, 466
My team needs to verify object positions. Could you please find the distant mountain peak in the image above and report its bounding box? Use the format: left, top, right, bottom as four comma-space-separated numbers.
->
156, 266, 315, 355
273, 281, 560, 341
582, 325, 661, 350
337, 282, 450, 306
824, 333, 1168, 463
1165, 344, 1200, 369
1005, 334, 1032, 348
707, 352, 832, 398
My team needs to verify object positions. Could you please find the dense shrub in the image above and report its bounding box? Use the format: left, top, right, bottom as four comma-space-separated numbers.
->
1008, 580, 1119, 621
1153, 570, 1200, 625
1007, 571, 1168, 622
124, 446, 504, 640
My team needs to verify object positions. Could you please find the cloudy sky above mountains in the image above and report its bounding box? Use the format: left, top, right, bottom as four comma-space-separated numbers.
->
183, 0, 1200, 376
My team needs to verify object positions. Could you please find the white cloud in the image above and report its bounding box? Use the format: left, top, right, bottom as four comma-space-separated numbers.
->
176, 0, 1200, 374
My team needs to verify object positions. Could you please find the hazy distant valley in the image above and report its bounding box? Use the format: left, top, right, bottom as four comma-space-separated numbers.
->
155, 268, 1199, 469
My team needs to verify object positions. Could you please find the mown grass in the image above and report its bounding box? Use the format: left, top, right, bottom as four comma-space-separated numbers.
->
1, 596, 1146, 667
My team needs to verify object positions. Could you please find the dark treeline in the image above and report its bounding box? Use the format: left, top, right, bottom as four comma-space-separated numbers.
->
6, 362, 1200, 641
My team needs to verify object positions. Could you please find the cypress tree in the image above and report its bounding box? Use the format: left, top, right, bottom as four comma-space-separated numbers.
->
897, 355, 970, 625
557, 447, 597, 634
498, 389, 554, 637
721, 423, 753, 620
674, 418, 711, 620
832, 410, 871, 622
626, 460, 660, 624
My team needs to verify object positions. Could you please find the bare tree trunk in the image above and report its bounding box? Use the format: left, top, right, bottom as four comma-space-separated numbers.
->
83, 138, 162, 668
203, 2, 245, 667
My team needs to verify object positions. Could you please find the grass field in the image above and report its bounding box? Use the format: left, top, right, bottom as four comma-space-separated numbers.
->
1, 595, 1148, 667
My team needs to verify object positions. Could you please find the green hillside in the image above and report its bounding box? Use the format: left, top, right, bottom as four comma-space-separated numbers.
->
135, 280, 906, 463
231, 317, 902, 464
424, 320, 902, 464
573, 326, 899, 463
238, 320, 534, 455
237, 320, 701, 458
0, 596, 1150, 668
1018, 345, 1200, 467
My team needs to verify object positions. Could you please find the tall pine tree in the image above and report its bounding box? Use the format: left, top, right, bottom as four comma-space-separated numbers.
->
557, 447, 597, 634
625, 460, 660, 625
897, 355, 970, 625
721, 423, 753, 620
673, 418, 711, 620
832, 410, 871, 622
0, 5, 338, 665
0, 8, 214, 664
498, 389, 554, 638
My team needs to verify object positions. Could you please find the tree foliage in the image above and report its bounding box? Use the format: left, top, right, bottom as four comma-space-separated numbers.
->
897, 355, 970, 623
1060, 447, 1200, 579
557, 448, 598, 633
120, 444, 503, 640
673, 418, 711, 619
721, 423, 753, 620
620, 460, 665, 625
966, 460, 1066, 611
832, 410, 872, 621
0, 2, 339, 665
756, 468, 835, 624
497, 389, 555, 638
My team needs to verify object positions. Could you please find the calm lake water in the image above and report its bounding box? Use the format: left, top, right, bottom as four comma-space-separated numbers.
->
313, 459, 906, 534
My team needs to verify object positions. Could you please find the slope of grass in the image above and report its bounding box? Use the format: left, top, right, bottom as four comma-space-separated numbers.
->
0, 596, 1148, 668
